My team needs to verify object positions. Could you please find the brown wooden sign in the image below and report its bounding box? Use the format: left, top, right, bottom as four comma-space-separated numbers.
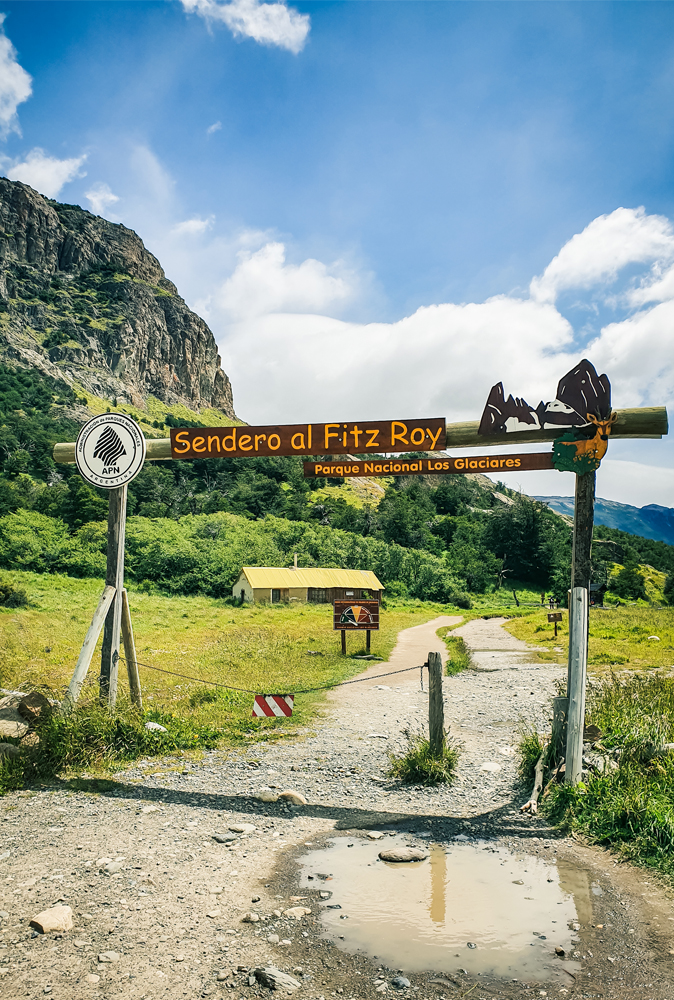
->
548, 612, 563, 623
304, 452, 555, 478
333, 600, 380, 631
170, 418, 446, 461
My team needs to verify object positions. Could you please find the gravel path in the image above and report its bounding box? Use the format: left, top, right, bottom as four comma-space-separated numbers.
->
1, 615, 673, 1000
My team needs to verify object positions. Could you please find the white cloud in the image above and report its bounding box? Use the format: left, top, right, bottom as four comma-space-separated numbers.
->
85, 182, 119, 217
0, 15, 32, 138
6, 148, 87, 198
530, 207, 674, 304
182, 0, 310, 54
213, 241, 354, 321
206, 121, 222, 135
172, 216, 215, 236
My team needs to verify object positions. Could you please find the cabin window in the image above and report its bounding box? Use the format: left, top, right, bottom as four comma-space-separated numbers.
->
272, 589, 281, 603
308, 588, 329, 603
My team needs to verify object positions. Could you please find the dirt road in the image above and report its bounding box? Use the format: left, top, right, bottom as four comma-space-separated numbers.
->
1, 616, 673, 999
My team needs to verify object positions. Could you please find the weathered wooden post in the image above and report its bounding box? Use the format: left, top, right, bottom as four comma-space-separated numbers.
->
121, 588, 142, 709
99, 485, 128, 708
565, 586, 589, 784
428, 651, 445, 756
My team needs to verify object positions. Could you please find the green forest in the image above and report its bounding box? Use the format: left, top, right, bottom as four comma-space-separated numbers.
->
0, 363, 672, 605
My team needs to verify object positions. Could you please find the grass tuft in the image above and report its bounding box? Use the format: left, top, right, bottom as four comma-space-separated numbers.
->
443, 634, 471, 675
387, 728, 461, 786
517, 724, 545, 785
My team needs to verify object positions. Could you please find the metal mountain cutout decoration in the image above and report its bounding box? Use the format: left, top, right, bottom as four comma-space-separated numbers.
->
478, 359, 611, 436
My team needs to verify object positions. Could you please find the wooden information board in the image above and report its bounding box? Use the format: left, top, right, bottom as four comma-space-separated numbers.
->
333, 600, 380, 631
304, 452, 555, 478
170, 417, 446, 460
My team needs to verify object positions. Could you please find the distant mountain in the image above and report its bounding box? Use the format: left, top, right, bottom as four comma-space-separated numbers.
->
534, 496, 674, 546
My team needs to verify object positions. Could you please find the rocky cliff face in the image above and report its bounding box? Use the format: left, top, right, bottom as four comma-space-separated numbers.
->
0, 178, 235, 416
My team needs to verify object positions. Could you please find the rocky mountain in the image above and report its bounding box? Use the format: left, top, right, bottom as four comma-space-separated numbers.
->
0, 178, 235, 416
535, 495, 674, 546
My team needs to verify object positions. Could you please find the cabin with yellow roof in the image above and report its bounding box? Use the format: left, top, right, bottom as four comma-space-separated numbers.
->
232, 565, 384, 605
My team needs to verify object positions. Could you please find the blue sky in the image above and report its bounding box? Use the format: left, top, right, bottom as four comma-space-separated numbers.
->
1, 0, 673, 505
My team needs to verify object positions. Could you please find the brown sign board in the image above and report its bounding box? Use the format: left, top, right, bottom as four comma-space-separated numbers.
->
304, 452, 555, 478
548, 612, 563, 623
170, 418, 446, 461
333, 600, 380, 631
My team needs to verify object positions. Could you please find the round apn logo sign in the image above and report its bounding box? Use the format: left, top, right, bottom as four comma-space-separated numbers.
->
75, 414, 146, 489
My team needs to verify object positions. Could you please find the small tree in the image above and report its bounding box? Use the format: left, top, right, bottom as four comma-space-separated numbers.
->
664, 571, 674, 606
612, 565, 647, 601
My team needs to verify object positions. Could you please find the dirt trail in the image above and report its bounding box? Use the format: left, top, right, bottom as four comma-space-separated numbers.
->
1, 615, 673, 1000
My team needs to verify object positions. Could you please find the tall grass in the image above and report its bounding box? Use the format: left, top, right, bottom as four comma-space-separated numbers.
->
387, 729, 461, 786
544, 672, 674, 878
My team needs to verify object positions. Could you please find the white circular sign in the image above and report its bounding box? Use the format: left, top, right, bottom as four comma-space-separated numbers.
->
75, 413, 146, 489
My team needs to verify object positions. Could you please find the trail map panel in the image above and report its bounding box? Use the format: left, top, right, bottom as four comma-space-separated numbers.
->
333, 600, 380, 631
170, 417, 445, 460
305, 452, 555, 478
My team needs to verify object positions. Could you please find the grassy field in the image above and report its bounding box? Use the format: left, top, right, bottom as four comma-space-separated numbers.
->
503, 606, 674, 671
0, 570, 453, 755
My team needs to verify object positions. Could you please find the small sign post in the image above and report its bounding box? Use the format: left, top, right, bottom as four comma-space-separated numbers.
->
333, 599, 380, 655
547, 611, 563, 638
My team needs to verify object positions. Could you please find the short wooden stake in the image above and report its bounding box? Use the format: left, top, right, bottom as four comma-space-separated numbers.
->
565, 587, 589, 785
551, 695, 569, 765
428, 651, 445, 756
341, 629, 346, 655
366, 630, 371, 654
121, 588, 142, 710
100, 485, 128, 709
62, 585, 117, 714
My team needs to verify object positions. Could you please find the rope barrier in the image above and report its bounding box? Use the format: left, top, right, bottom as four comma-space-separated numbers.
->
118, 654, 427, 696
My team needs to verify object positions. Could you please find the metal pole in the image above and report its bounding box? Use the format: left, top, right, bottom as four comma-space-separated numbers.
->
565, 587, 588, 784
100, 485, 128, 709
428, 651, 445, 756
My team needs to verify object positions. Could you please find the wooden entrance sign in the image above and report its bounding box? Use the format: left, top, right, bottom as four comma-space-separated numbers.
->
170, 417, 446, 460
334, 599, 380, 655
304, 452, 554, 478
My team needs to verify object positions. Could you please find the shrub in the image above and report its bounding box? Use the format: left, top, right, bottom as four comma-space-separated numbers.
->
444, 635, 471, 674
387, 729, 461, 786
612, 565, 647, 601
0, 576, 28, 607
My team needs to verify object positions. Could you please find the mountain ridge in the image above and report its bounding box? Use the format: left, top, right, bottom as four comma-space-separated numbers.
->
0, 177, 235, 417
535, 495, 674, 546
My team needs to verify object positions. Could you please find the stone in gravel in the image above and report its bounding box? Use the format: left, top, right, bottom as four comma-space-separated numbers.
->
174, 954, 185, 962
278, 790, 307, 805
30, 905, 73, 934
98, 951, 120, 963
241, 912, 260, 923
283, 906, 311, 919
555, 946, 565, 955
0, 743, 20, 760
319, 891, 331, 899
391, 976, 411, 989
255, 966, 301, 991
481, 762, 501, 772
252, 895, 261, 902
86, 975, 100, 984
467, 942, 477, 949
17, 691, 52, 724
512, 880, 524, 885
257, 790, 279, 802
367, 831, 384, 840
267, 933, 280, 943
0, 704, 28, 739
378, 848, 428, 863
144, 721, 167, 732
216, 972, 228, 982
207, 910, 222, 919
213, 833, 237, 843
141, 805, 159, 814
230, 823, 256, 834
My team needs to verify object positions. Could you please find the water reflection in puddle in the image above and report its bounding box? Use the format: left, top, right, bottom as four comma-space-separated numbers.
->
299, 836, 584, 982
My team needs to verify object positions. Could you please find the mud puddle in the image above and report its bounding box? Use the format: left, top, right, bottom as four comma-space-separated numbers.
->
299, 835, 584, 982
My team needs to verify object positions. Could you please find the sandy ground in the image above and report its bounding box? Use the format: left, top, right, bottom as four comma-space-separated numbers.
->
1, 615, 673, 1000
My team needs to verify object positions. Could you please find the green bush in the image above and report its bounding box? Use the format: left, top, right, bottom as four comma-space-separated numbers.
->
387, 729, 461, 786
612, 565, 647, 601
0, 575, 28, 607
444, 634, 471, 674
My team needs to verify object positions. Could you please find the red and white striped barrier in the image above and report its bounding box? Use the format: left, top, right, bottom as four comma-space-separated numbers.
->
252, 694, 295, 718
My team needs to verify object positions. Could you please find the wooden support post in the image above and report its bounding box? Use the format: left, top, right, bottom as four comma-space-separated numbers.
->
565, 587, 589, 785
572, 471, 595, 591
341, 629, 346, 655
62, 585, 117, 714
551, 695, 569, 766
428, 651, 445, 756
121, 588, 142, 710
100, 485, 128, 709
366, 630, 371, 654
